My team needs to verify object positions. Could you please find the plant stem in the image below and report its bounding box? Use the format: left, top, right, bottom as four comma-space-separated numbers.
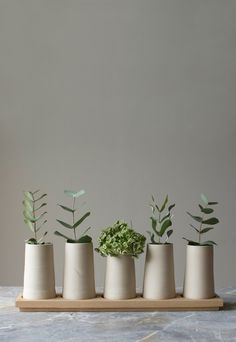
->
158, 212, 161, 244
198, 213, 205, 245
72, 197, 76, 240
32, 193, 37, 242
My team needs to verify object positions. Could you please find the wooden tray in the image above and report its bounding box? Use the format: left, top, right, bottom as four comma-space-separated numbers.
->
16, 293, 224, 312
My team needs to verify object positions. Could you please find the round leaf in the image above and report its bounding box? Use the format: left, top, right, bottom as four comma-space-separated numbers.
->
201, 194, 208, 205
202, 217, 219, 225
200, 227, 214, 234
24, 191, 33, 201
64, 190, 85, 198
198, 205, 214, 214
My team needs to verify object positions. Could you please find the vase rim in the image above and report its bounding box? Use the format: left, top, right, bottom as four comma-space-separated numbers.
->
65, 241, 93, 245
106, 254, 134, 258
148, 242, 173, 247
25, 242, 53, 247
186, 244, 214, 248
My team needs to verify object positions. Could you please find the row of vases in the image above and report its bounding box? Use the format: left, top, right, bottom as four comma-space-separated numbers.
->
23, 242, 215, 300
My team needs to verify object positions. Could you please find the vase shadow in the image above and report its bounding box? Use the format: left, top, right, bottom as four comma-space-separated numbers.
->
222, 300, 236, 311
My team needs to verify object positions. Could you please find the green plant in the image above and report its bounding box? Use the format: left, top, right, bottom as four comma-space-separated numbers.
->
95, 221, 146, 257
183, 194, 219, 246
54, 190, 92, 243
23, 190, 48, 244
147, 195, 175, 244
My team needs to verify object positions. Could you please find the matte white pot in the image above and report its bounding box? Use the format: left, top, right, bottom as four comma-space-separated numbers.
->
23, 243, 56, 299
143, 243, 176, 299
63, 242, 96, 299
183, 245, 215, 299
104, 255, 136, 300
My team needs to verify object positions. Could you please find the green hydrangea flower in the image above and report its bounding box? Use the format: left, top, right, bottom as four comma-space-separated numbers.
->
95, 221, 146, 257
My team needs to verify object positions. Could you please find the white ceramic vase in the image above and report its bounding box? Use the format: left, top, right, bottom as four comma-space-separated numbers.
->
104, 255, 136, 300
143, 243, 176, 299
23, 243, 56, 299
63, 242, 96, 299
183, 245, 215, 299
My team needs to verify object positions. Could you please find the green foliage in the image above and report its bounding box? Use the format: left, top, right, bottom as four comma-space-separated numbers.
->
183, 194, 219, 246
54, 189, 92, 243
95, 221, 146, 257
147, 195, 175, 244
23, 190, 48, 244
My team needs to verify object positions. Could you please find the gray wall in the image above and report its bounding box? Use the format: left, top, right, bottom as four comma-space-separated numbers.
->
0, 0, 236, 289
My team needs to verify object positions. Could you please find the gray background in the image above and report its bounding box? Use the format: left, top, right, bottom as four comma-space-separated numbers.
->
0, 0, 236, 289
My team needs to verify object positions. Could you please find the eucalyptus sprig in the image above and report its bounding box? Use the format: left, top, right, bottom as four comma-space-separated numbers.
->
54, 190, 92, 243
95, 221, 146, 257
23, 190, 48, 244
147, 195, 175, 244
183, 194, 219, 246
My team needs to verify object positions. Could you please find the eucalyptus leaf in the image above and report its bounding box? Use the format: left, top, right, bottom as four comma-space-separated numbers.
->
25, 238, 38, 244
73, 212, 90, 229
186, 212, 202, 223
24, 191, 33, 201
34, 211, 47, 222
198, 205, 214, 214
23, 210, 35, 222
54, 230, 71, 240
184, 194, 219, 246
23, 199, 33, 212
55, 189, 93, 243
64, 190, 76, 197
56, 219, 73, 229
74, 190, 86, 198
81, 227, 91, 236
24, 219, 34, 232
77, 235, 92, 243
24, 210, 47, 222
34, 193, 47, 202
202, 240, 217, 246
64, 190, 85, 198
23, 189, 48, 244
182, 237, 199, 245
201, 193, 208, 205
200, 227, 214, 234
57, 204, 75, 213
202, 217, 219, 225
34, 203, 47, 211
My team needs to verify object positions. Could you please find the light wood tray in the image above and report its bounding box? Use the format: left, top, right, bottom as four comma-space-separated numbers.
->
16, 293, 224, 312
